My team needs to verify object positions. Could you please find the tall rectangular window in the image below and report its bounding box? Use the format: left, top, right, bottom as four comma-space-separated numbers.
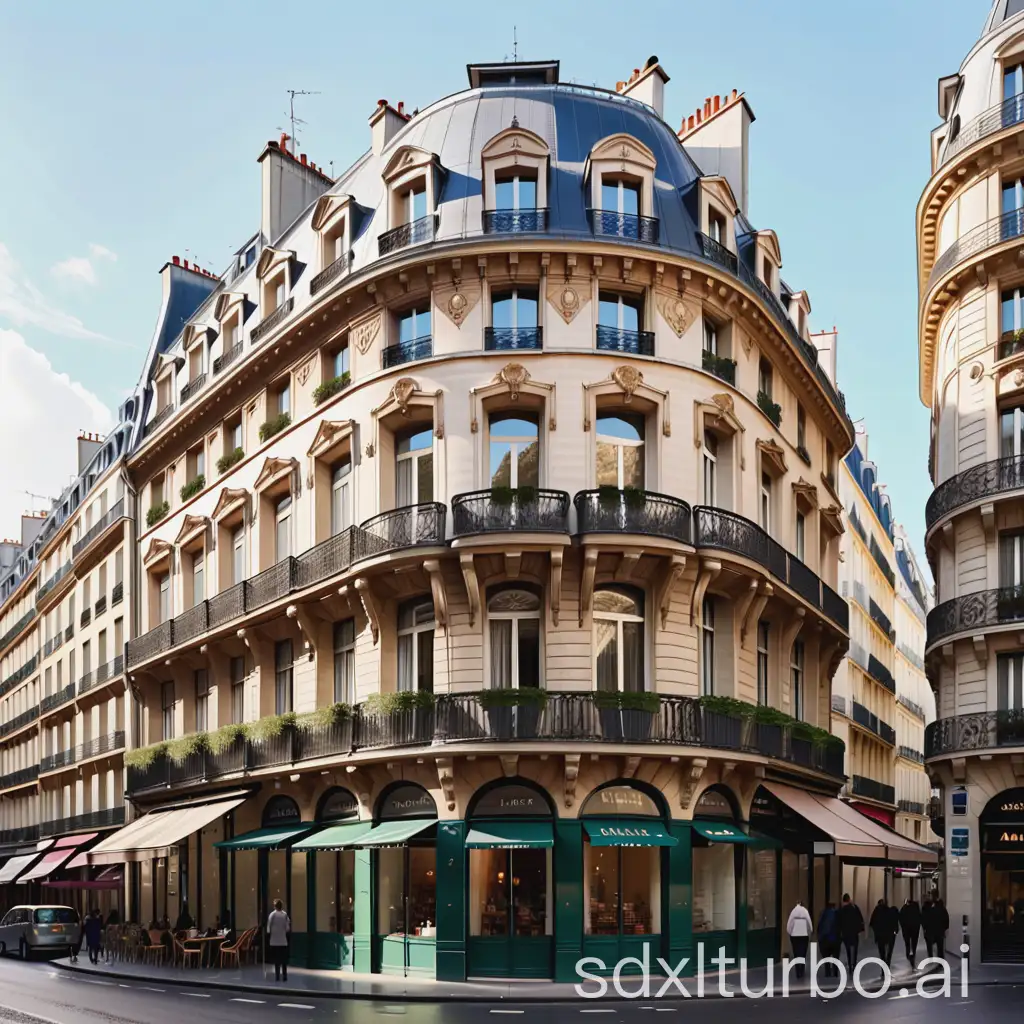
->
795, 512, 806, 562
275, 497, 292, 562
757, 622, 770, 706
161, 681, 175, 741
791, 641, 805, 721
701, 598, 715, 696
703, 431, 718, 506
760, 473, 772, 534
997, 653, 1024, 711
331, 459, 352, 536
158, 574, 170, 624
405, 186, 427, 224
758, 359, 773, 399
232, 527, 245, 585
230, 656, 245, 724
275, 640, 294, 714
194, 669, 209, 733
797, 405, 806, 449
495, 174, 537, 211
192, 552, 205, 607
333, 620, 356, 704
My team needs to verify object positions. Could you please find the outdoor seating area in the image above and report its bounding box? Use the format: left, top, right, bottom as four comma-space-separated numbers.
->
100, 923, 260, 970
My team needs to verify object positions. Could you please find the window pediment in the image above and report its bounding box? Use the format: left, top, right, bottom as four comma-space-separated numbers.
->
480, 126, 550, 162
182, 324, 215, 353
693, 393, 744, 445
700, 175, 739, 217
256, 246, 294, 281
585, 133, 657, 177
756, 229, 782, 269
820, 503, 845, 537
211, 486, 249, 523
312, 193, 356, 233
382, 145, 439, 185
756, 437, 787, 477
214, 292, 246, 323
144, 538, 172, 568
253, 455, 299, 495
174, 514, 209, 549
154, 352, 184, 379
791, 477, 818, 510
307, 419, 355, 460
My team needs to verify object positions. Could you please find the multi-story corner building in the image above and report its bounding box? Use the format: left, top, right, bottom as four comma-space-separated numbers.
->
919, 0, 1024, 965
0, 428, 138, 917
66, 55, 933, 982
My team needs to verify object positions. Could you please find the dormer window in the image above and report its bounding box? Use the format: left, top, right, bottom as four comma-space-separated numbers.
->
708, 211, 725, 244
754, 230, 781, 297
697, 176, 739, 261
253, 247, 295, 339
481, 126, 550, 233
585, 134, 658, 243
379, 146, 443, 255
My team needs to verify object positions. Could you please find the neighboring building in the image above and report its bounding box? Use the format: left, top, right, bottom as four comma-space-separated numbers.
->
918, 0, 1024, 965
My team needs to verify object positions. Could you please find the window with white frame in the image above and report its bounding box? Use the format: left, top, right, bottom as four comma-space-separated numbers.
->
998, 653, 1024, 711
192, 551, 204, 607
332, 343, 350, 381
331, 458, 352, 536
333, 619, 356, 704
702, 431, 718, 506
402, 185, 427, 225
396, 428, 434, 506
161, 681, 175, 741
791, 641, 805, 720
756, 622, 769, 705
273, 378, 291, 418
701, 598, 715, 695
703, 319, 718, 357
195, 669, 209, 733
795, 512, 806, 562
275, 639, 294, 714
490, 288, 539, 345
231, 526, 245, 585
999, 529, 1024, 587
397, 306, 431, 347
487, 585, 542, 689
489, 413, 539, 489
230, 656, 245, 724
595, 413, 645, 489
274, 496, 292, 562
158, 573, 170, 624
1001, 402, 1024, 458
600, 178, 640, 218
708, 210, 725, 245
758, 359, 773, 400
495, 173, 537, 211
760, 473, 772, 534
597, 292, 643, 342
397, 598, 434, 693
593, 586, 644, 693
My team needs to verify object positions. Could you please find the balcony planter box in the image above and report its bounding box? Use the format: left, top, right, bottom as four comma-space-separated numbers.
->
180, 474, 205, 502
365, 691, 436, 746
478, 687, 548, 740
594, 690, 660, 741
313, 372, 351, 406
146, 501, 170, 529
259, 412, 291, 443
217, 446, 245, 475
698, 696, 751, 749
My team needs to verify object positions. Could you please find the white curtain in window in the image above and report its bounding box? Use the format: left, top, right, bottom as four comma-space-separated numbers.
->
398, 634, 414, 692
490, 619, 513, 690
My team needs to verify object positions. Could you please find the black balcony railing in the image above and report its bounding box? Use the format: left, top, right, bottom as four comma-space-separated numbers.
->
595, 324, 655, 356
851, 775, 896, 806
251, 297, 295, 345
869, 598, 892, 638
867, 654, 896, 694
382, 335, 432, 369
37, 561, 73, 604
587, 209, 660, 244
698, 232, 738, 274
483, 209, 548, 234
39, 806, 125, 839
0, 765, 39, 791
898, 746, 924, 764
898, 798, 926, 815
80, 608, 91, 628
693, 506, 849, 631
310, 252, 352, 295
702, 349, 736, 385
930, 208, 1024, 289
926, 454, 1024, 529
180, 373, 207, 405
0, 825, 38, 844
42, 633, 63, 658
73, 499, 125, 561
942, 92, 1024, 166
146, 404, 174, 437
42, 732, 124, 774
484, 326, 543, 351
869, 535, 896, 588
927, 584, 1024, 649
0, 608, 36, 653
95, 595, 107, 617
127, 692, 844, 795
452, 488, 570, 537
898, 694, 926, 722
851, 700, 896, 746
0, 655, 37, 700
0, 705, 39, 738
356, 503, 448, 560
926, 709, 1024, 757
112, 581, 124, 606
78, 656, 124, 697
213, 342, 243, 375
40, 682, 75, 715
574, 489, 691, 544
378, 214, 437, 256
64, 624, 73, 642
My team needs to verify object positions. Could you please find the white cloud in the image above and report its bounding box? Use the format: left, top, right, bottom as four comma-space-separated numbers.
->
0, 329, 113, 540
0, 243, 111, 341
50, 242, 117, 287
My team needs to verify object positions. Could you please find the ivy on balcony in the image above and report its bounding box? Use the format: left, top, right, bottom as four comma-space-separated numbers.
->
216, 447, 245, 475
757, 390, 782, 427
146, 501, 170, 528
259, 412, 291, 443
313, 372, 351, 406
180, 475, 206, 502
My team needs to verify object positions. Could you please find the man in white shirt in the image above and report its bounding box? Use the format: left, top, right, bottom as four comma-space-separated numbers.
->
786, 900, 814, 978
267, 899, 291, 982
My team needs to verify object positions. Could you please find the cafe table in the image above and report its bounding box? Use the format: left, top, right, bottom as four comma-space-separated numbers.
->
184, 933, 227, 968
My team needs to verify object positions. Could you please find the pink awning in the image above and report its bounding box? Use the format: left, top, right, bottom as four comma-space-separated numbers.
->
17, 849, 75, 883
55, 832, 97, 849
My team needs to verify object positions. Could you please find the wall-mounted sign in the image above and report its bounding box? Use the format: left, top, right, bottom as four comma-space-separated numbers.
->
262, 795, 301, 827
951, 787, 969, 816
581, 785, 660, 818
692, 788, 735, 820
474, 785, 550, 817
950, 827, 970, 856
379, 784, 438, 820
984, 824, 1024, 851
317, 787, 359, 823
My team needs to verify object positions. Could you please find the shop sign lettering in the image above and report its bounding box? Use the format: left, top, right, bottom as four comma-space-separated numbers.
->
381, 785, 438, 819
474, 785, 548, 817
599, 826, 652, 838
1000, 831, 1024, 842
1001, 802, 1024, 813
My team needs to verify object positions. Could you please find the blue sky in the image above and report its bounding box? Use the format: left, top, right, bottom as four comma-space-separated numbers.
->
0, 0, 987, 557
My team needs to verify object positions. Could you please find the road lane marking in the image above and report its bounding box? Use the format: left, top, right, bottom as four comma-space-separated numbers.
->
231, 998, 266, 1004
579, 1010, 615, 1014
183, 993, 211, 998
279, 1004, 315, 1009
80, 980, 115, 986
141, 987, 166, 993
118, 984, 132, 988
489, 1012, 525, 1015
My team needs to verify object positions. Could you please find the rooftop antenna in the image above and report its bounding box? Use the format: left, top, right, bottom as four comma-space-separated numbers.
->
284, 89, 321, 151
513, 25, 518, 61
22, 490, 54, 512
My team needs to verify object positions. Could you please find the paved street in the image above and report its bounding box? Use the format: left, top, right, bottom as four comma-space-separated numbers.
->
0, 953, 1017, 1024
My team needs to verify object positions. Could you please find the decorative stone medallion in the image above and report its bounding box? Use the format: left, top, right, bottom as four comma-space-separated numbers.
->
350, 312, 382, 355
390, 377, 418, 417
494, 362, 530, 401
612, 365, 644, 402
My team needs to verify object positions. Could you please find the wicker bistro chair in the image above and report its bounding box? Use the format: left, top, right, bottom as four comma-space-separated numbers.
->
218, 927, 254, 970
142, 929, 168, 966
173, 936, 202, 969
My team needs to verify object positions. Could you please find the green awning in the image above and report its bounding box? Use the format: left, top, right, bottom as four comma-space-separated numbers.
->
214, 823, 316, 851
292, 821, 372, 851
465, 821, 554, 849
583, 819, 678, 847
691, 821, 755, 845
352, 818, 436, 848
749, 829, 783, 849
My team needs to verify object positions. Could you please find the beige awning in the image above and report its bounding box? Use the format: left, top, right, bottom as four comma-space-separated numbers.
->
764, 782, 886, 860
0, 853, 40, 884
829, 799, 939, 867
86, 794, 248, 866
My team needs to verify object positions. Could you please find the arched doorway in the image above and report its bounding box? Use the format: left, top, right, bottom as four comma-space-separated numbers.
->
981, 787, 1024, 962
310, 787, 360, 968
580, 781, 676, 968
466, 779, 555, 978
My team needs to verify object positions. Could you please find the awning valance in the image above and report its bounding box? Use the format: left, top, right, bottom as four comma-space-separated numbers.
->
584, 819, 678, 847
466, 821, 554, 849
86, 794, 248, 866
352, 819, 436, 848
0, 853, 39, 884
691, 821, 756, 845
214, 823, 316, 851
293, 822, 372, 851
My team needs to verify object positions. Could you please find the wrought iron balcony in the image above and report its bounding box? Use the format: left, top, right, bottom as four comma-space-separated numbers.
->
0, 655, 37, 700
942, 92, 1024, 166
697, 232, 738, 274
39, 806, 125, 838
382, 335, 432, 369
867, 654, 896, 694
574, 489, 691, 543
146, 404, 174, 437
927, 584, 1024, 649
310, 252, 351, 295
483, 208, 548, 233
64, 624, 73, 642
127, 692, 844, 795
0, 765, 38, 791
73, 499, 125, 561
898, 694, 926, 722
693, 506, 849, 631
94, 595, 107, 617
42, 633, 63, 658
851, 775, 896, 805
0, 608, 36, 653
0, 825, 38, 844
757, 390, 782, 427
355, 503, 448, 560
701, 349, 736, 385
37, 561, 73, 604
587, 209, 660, 244
851, 700, 896, 746
869, 598, 892, 638
484, 326, 543, 351
595, 324, 655, 356
831, 694, 847, 715
78, 656, 124, 697
869, 535, 896, 588
42, 732, 124, 775
0, 705, 39, 738
213, 342, 243, 375
898, 798, 926, 815
180, 373, 206, 405
251, 296, 295, 345
112, 581, 124, 606
898, 747, 924, 765
452, 488, 570, 537
40, 682, 75, 715
80, 608, 91, 627
927, 454, 1024, 531
930, 208, 1024, 289
378, 213, 437, 256
926, 709, 1024, 757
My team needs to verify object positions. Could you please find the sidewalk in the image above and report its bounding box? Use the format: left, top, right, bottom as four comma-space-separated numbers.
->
51, 944, 950, 1002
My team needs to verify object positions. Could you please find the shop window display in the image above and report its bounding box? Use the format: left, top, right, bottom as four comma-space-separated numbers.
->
377, 845, 437, 939
584, 844, 659, 935
746, 847, 777, 930
469, 848, 551, 937
692, 843, 735, 932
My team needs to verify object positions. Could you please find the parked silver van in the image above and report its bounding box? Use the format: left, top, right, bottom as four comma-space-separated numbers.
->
0, 905, 80, 958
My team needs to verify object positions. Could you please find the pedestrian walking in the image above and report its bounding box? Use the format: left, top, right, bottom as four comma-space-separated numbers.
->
817, 901, 841, 978
899, 898, 922, 967
922, 898, 938, 958
786, 900, 814, 978
267, 899, 291, 982
83, 909, 104, 965
837, 893, 864, 970
936, 898, 950, 958
870, 898, 897, 966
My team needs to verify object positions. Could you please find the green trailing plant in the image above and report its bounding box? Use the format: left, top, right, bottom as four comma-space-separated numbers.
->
207, 723, 245, 754
622, 485, 646, 509
166, 732, 208, 764
180, 475, 206, 502
125, 742, 167, 770
752, 705, 792, 727
697, 694, 755, 717
757, 390, 782, 427
597, 484, 623, 508
294, 703, 352, 731
514, 485, 537, 504
146, 501, 170, 528
259, 412, 291, 443
490, 486, 516, 507
217, 447, 245, 474
364, 690, 436, 715
313, 372, 351, 406
592, 690, 661, 713
243, 713, 295, 742
477, 687, 549, 709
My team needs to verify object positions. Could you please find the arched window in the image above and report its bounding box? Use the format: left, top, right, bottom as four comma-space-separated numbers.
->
489, 413, 539, 490
595, 413, 645, 489
397, 597, 434, 692
593, 586, 644, 692
487, 585, 542, 689
396, 428, 433, 506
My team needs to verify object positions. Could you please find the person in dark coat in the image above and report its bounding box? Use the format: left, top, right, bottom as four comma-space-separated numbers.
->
922, 899, 938, 957
83, 909, 104, 965
817, 901, 841, 977
935, 898, 950, 957
870, 899, 898, 966
837, 893, 864, 970
899, 898, 922, 966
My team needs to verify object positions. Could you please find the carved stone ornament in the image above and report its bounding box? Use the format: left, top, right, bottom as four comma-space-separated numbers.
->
436, 279, 480, 328
364, 442, 376, 458
390, 377, 418, 417
494, 362, 531, 400
350, 311, 382, 355
546, 279, 588, 324
969, 362, 984, 381
711, 393, 735, 415
655, 289, 697, 338
1015, 367, 1024, 388
296, 356, 315, 387
447, 292, 468, 324
612, 365, 644, 402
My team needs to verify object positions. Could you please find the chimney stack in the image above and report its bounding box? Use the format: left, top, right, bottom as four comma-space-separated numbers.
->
616, 56, 669, 120
369, 99, 411, 156
258, 136, 333, 245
